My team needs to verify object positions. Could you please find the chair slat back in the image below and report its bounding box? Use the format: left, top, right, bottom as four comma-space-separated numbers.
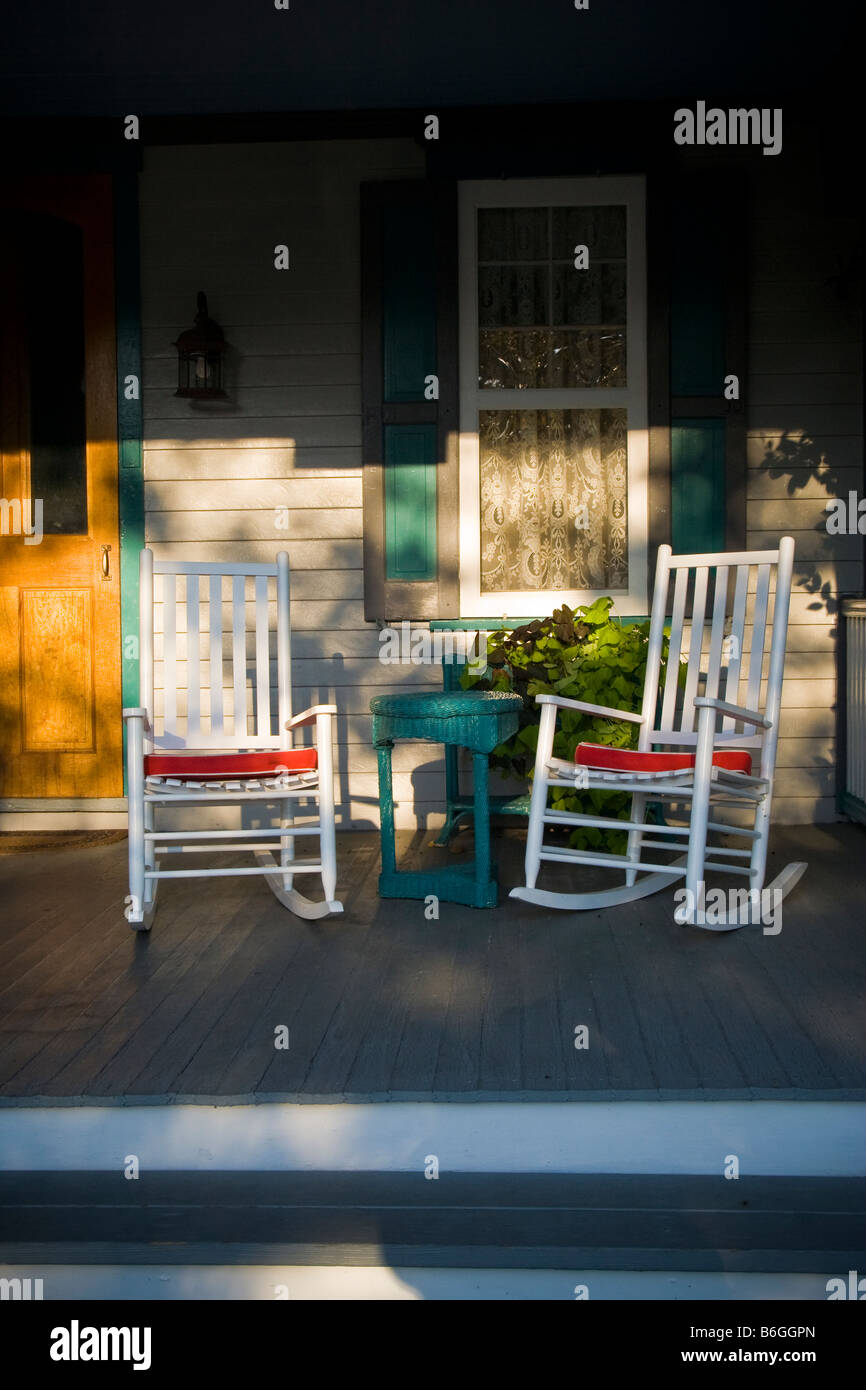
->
703, 564, 729, 704
746, 563, 772, 713
232, 574, 246, 742
209, 574, 224, 737
162, 570, 177, 736
186, 573, 201, 743
659, 566, 688, 731
721, 565, 749, 730
254, 575, 271, 741
638, 539, 795, 756
680, 564, 709, 733
139, 551, 293, 751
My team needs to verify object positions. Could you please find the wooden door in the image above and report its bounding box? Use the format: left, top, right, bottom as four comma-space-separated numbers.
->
0, 176, 122, 798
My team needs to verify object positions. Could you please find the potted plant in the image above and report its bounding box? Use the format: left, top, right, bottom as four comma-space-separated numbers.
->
461, 598, 682, 852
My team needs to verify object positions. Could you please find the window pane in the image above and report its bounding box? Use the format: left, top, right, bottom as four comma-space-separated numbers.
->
25, 214, 88, 534
478, 204, 627, 388
478, 207, 548, 261
479, 407, 628, 592
552, 261, 626, 327
551, 205, 626, 259
479, 328, 625, 388
478, 265, 548, 327
479, 329, 547, 389
550, 329, 626, 387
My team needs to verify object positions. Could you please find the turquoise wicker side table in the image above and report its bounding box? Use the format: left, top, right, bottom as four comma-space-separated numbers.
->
370, 690, 522, 908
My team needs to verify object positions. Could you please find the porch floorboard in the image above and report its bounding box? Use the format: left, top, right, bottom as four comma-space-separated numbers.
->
0, 824, 864, 1102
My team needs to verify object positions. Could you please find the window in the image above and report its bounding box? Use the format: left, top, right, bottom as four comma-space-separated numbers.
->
458, 178, 648, 617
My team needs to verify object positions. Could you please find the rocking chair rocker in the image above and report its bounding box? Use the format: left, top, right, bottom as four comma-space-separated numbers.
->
123, 550, 342, 929
511, 537, 807, 928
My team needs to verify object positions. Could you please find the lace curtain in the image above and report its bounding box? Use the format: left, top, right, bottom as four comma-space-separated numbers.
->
479, 408, 628, 592
475, 206, 630, 592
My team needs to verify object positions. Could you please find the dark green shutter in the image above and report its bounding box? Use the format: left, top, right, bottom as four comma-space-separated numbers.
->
382, 204, 437, 404
669, 174, 747, 553
361, 180, 458, 621
670, 193, 726, 397
671, 419, 726, 553
384, 424, 437, 580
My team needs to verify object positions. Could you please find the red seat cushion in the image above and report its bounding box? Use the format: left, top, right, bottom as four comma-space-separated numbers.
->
575, 743, 752, 776
144, 749, 317, 779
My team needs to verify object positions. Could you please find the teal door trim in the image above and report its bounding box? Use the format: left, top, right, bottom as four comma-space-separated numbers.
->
114, 170, 144, 792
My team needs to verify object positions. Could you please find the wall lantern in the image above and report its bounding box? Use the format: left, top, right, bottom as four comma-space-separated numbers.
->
174, 292, 227, 398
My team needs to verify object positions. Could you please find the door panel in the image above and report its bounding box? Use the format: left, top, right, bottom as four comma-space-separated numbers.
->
21, 589, 94, 751
0, 176, 121, 798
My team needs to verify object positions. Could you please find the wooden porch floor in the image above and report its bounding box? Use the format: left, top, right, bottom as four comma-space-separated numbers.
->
0, 823, 864, 1101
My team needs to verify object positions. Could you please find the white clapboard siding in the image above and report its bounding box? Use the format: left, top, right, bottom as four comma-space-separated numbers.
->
747, 467, 861, 501
143, 260, 361, 298
749, 498, 858, 530
764, 798, 837, 825
145, 354, 360, 391
155, 626, 382, 661
148, 480, 363, 518
147, 386, 362, 420
746, 153, 862, 825
289, 601, 367, 631
146, 290, 361, 328
750, 374, 861, 406
749, 530, 859, 562
750, 342, 860, 374
750, 309, 860, 345
151, 660, 437, 694
747, 434, 861, 470
773, 736, 835, 768
148, 518, 361, 549
145, 446, 362, 480
145, 417, 361, 449
140, 138, 860, 830
147, 550, 362, 598
151, 527, 363, 564
153, 596, 368, 632
142, 323, 362, 360
140, 138, 446, 828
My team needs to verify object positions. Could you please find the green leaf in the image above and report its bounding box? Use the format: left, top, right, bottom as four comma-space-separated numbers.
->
477, 592, 658, 852
527, 678, 554, 697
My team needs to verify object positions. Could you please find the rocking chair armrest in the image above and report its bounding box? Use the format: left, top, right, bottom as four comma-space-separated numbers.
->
285, 704, 338, 729
535, 693, 645, 724
123, 707, 152, 731
693, 697, 771, 730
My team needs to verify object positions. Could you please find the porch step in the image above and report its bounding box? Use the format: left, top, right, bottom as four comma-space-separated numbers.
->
3, 1099, 864, 1174
1, 1171, 864, 1274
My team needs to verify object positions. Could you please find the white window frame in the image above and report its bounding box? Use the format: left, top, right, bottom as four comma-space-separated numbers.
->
458, 176, 648, 618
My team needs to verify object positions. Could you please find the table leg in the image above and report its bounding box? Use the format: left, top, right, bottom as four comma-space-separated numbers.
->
472, 750, 491, 893
376, 742, 397, 875
434, 742, 461, 846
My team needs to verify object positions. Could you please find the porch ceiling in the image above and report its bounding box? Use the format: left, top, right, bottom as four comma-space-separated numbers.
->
0, 1, 858, 120
0, 823, 864, 1102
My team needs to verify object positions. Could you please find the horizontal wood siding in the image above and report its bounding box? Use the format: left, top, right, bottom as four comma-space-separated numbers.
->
140, 133, 861, 829
140, 140, 439, 827
746, 130, 862, 824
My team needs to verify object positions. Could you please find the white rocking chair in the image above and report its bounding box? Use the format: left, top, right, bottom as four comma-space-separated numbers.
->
123, 550, 342, 930
511, 537, 807, 928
